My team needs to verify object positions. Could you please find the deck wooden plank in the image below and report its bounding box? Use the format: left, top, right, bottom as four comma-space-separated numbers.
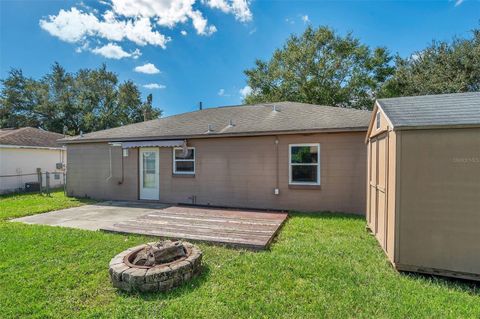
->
137, 213, 282, 229
140, 209, 287, 224
100, 205, 288, 249
110, 220, 274, 239
102, 225, 269, 247
117, 218, 278, 233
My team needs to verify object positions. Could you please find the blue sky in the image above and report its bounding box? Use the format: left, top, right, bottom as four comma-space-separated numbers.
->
0, 0, 479, 116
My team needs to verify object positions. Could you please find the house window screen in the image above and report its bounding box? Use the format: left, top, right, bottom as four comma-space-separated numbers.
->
289, 144, 320, 185
173, 147, 195, 174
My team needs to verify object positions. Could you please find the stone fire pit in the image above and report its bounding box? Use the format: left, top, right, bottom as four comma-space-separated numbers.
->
109, 240, 202, 293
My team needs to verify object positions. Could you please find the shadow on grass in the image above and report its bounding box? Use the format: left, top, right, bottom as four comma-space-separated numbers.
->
402, 271, 480, 295
287, 210, 365, 221
116, 264, 212, 300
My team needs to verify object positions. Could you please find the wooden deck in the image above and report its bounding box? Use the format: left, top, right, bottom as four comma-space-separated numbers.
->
101, 205, 288, 250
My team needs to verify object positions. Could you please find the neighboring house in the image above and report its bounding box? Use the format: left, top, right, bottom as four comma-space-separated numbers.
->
0, 127, 66, 194
61, 102, 371, 214
366, 92, 480, 280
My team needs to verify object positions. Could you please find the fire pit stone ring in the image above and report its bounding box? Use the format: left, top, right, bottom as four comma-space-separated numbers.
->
109, 241, 202, 293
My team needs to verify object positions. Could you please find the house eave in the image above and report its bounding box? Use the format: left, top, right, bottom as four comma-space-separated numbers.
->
0, 144, 65, 150
59, 127, 368, 144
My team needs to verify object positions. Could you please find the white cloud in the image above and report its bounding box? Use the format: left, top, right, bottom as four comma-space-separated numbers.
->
134, 63, 161, 74
301, 15, 310, 23
40, 0, 253, 55
143, 83, 166, 89
39, 7, 170, 48
189, 9, 217, 35
239, 85, 252, 98
285, 17, 295, 25
455, 0, 464, 6
111, 0, 217, 35
91, 43, 141, 59
203, 0, 252, 22
218, 88, 225, 96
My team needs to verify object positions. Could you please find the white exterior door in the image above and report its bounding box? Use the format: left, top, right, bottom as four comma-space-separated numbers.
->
139, 148, 159, 200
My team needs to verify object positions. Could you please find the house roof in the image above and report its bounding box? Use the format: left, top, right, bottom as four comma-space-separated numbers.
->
61, 101, 372, 143
377, 92, 480, 129
0, 127, 64, 148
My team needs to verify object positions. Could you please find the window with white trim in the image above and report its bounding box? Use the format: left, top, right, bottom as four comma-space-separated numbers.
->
289, 144, 320, 185
376, 112, 381, 130
173, 147, 195, 174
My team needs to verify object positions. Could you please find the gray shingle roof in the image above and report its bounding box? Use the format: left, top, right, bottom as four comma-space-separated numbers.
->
0, 127, 64, 148
377, 92, 480, 129
61, 101, 372, 143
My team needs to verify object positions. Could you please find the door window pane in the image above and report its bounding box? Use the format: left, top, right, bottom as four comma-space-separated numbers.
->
143, 152, 156, 188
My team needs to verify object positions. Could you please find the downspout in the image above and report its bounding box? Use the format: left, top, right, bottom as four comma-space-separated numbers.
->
275, 136, 280, 195
106, 147, 112, 181
118, 149, 124, 185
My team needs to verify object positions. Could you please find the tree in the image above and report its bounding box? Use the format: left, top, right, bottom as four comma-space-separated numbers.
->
118, 80, 143, 124
0, 69, 46, 128
243, 26, 394, 109
142, 93, 162, 121
0, 63, 163, 134
379, 29, 480, 98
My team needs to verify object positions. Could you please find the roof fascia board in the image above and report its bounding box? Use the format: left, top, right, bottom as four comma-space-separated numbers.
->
0, 144, 65, 150
60, 127, 368, 144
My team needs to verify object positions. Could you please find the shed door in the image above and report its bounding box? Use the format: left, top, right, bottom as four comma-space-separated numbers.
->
369, 135, 388, 250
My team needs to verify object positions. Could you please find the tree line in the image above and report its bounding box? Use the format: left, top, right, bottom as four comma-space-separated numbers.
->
243, 26, 480, 109
1, 26, 478, 134
0, 63, 161, 135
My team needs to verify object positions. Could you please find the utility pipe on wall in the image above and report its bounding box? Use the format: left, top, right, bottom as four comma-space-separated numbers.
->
274, 136, 280, 195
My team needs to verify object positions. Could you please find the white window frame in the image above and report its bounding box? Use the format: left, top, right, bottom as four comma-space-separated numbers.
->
376, 112, 381, 130
172, 147, 195, 175
289, 143, 321, 185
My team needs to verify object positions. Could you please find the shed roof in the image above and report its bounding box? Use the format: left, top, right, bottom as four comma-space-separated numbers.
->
0, 127, 64, 148
61, 101, 372, 143
377, 92, 480, 129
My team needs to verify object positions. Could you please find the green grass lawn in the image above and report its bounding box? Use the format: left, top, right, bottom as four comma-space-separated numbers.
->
0, 189, 95, 220
0, 191, 479, 318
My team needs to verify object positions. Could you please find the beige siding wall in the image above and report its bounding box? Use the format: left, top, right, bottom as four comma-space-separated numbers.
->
397, 128, 480, 274
66, 144, 138, 200
66, 131, 367, 214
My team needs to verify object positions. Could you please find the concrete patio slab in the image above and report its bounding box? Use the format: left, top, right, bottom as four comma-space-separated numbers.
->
12, 201, 170, 231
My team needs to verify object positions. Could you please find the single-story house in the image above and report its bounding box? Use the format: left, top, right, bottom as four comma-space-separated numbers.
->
0, 127, 66, 193
366, 92, 480, 280
61, 102, 371, 214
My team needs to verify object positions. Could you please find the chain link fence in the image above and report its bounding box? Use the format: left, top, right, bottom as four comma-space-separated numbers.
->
0, 169, 66, 196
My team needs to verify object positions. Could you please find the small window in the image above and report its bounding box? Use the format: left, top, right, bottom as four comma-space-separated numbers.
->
54, 173, 60, 180
289, 144, 320, 185
122, 149, 129, 157
173, 147, 195, 174
376, 112, 381, 130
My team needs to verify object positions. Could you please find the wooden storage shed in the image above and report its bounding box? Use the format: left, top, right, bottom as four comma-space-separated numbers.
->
366, 92, 480, 281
